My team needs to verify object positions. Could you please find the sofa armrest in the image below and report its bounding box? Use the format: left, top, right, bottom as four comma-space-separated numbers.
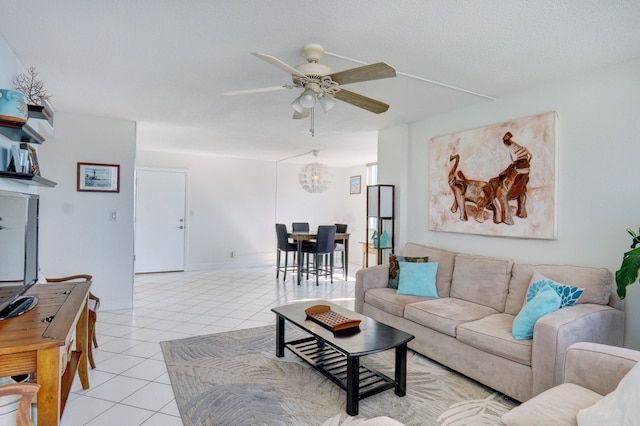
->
530, 304, 625, 397
355, 265, 389, 313
563, 342, 640, 396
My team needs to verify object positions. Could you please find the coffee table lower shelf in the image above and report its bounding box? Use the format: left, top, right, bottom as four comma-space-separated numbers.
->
286, 337, 396, 402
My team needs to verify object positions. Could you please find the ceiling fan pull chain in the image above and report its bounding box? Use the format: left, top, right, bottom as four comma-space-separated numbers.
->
310, 107, 315, 137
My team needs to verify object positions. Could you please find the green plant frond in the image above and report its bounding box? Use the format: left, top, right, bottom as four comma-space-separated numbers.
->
616, 246, 640, 300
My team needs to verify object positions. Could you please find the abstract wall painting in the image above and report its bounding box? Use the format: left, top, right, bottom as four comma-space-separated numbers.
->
429, 112, 557, 239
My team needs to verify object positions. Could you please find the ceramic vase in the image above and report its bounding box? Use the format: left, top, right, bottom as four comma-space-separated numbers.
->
0, 89, 28, 128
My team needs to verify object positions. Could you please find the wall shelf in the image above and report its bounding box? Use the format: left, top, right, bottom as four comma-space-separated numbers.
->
0, 122, 45, 144
1, 107, 55, 186
0, 171, 57, 187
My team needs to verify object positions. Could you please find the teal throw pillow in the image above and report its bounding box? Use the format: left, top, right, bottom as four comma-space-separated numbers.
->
396, 261, 439, 298
526, 271, 584, 308
388, 254, 429, 289
513, 283, 562, 340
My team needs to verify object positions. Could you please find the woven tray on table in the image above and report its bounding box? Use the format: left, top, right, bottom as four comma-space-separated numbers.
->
305, 305, 361, 332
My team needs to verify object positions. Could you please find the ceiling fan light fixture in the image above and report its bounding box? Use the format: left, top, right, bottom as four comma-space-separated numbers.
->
291, 96, 306, 113
299, 89, 317, 108
318, 94, 336, 112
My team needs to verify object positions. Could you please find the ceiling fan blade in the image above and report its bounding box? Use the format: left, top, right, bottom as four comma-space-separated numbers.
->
251, 52, 307, 78
292, 108, 310, 119
329, 62, 396, 85
333, 89, 390, 114
223, 85, 291, 96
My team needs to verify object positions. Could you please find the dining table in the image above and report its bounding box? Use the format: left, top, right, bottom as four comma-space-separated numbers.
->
288, 231, 350, 285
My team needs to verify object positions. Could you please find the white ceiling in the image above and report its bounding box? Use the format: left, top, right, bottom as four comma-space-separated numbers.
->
1, 1, 639, 167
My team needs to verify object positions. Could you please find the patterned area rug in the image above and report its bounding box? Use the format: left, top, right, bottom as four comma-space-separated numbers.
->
161, 325, 516, 426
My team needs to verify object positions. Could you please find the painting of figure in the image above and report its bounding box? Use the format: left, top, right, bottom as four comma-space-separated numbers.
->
430, 112, 556, 239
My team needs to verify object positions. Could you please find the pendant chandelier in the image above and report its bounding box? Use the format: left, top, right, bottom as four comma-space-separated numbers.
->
299, 150, 330, 193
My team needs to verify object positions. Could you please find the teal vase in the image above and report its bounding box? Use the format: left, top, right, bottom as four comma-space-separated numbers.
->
0, 89, 28, 128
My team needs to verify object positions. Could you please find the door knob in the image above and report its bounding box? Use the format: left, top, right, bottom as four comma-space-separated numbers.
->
178, 225, 184, 229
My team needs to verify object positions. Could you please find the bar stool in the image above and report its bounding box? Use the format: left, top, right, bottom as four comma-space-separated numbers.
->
305, 225, 336, 285
275, 224, 297, 281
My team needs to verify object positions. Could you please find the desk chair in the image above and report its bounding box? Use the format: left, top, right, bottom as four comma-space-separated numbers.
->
0, 383, 39, 426
42, 274, 100, 369
334, 223, 348, 278
305, 225, 336, 285
275, 224, 297, 281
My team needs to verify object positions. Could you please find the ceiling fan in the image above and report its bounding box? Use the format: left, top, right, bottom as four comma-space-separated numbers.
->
224, 43, 397, 119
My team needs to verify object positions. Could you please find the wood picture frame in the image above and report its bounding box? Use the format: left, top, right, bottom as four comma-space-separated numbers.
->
350, 175, 361, 194
77, 162, 120, 193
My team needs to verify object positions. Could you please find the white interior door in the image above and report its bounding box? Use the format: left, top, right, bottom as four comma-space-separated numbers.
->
135, 169, 187, 273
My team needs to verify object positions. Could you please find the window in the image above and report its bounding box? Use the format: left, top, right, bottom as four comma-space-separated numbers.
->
366, 163, 378, 186
366, 163, 378, 231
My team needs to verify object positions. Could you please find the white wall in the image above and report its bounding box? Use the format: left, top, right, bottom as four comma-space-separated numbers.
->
137, 150, 368, 270
37, 112, 137, 310
379, 58, 640, 349
1, 35, 137, 310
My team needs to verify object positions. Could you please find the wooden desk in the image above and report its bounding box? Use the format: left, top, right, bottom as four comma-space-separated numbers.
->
289, 232, 350, 285
0, 282, 91, 425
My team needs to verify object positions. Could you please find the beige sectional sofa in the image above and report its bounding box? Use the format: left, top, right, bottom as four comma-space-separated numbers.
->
354, 243, 625, 402
500, 342, 640, 425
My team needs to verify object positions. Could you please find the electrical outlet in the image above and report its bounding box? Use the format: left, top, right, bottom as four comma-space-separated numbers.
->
110, 211, 118, 221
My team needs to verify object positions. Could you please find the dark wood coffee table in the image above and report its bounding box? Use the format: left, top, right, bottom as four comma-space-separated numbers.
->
271, 300, 414, 416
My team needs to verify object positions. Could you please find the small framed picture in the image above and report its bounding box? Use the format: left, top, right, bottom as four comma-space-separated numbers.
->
77, 162, 120, 193
350, 175, 361, 194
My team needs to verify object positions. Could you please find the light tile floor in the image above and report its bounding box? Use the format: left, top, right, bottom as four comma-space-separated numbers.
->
62, 264, 358, 425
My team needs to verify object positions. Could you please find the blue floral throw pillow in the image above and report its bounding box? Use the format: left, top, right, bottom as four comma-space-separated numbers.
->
526, 271, 584, 308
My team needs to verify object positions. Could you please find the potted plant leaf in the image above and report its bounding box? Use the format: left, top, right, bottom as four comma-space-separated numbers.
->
616, 227, 640, 300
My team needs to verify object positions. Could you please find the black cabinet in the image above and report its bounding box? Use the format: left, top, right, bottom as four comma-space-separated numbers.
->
366, 184, 395, 266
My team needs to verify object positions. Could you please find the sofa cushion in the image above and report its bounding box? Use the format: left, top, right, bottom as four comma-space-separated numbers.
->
526, 271, 584, 308
364, 287, 431, 317
500, 383, 602, 426
404, 298, 498, 337
402, 244, 457, 297
505, 264, 612, 316
576, 362, 640, 426
388, 254, 429, 289
457, 313, 532, 365
397, 261, 439, 297
450, 254, 513, 312
513, 283, 562, 340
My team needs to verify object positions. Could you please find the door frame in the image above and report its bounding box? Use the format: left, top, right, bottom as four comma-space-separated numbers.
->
134, 167, 190, 272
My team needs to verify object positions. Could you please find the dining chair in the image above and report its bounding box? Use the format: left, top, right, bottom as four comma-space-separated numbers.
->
42, 274, 100, 369
292, 222, 314, 263
291, 222, 310, 233
0, 383, 40, 426
334, 223, 348, 278
305, 225, 336, 285
275, 223, 297, 281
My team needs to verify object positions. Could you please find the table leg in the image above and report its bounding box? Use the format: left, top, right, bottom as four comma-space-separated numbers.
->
346, 355, 360, 416
296, 239, 303, 285
77, 297, 90, 389
275, 315, 285, 357
395, 343, 408, 397
37, 347, 61, 425
345, 239, 349, 278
